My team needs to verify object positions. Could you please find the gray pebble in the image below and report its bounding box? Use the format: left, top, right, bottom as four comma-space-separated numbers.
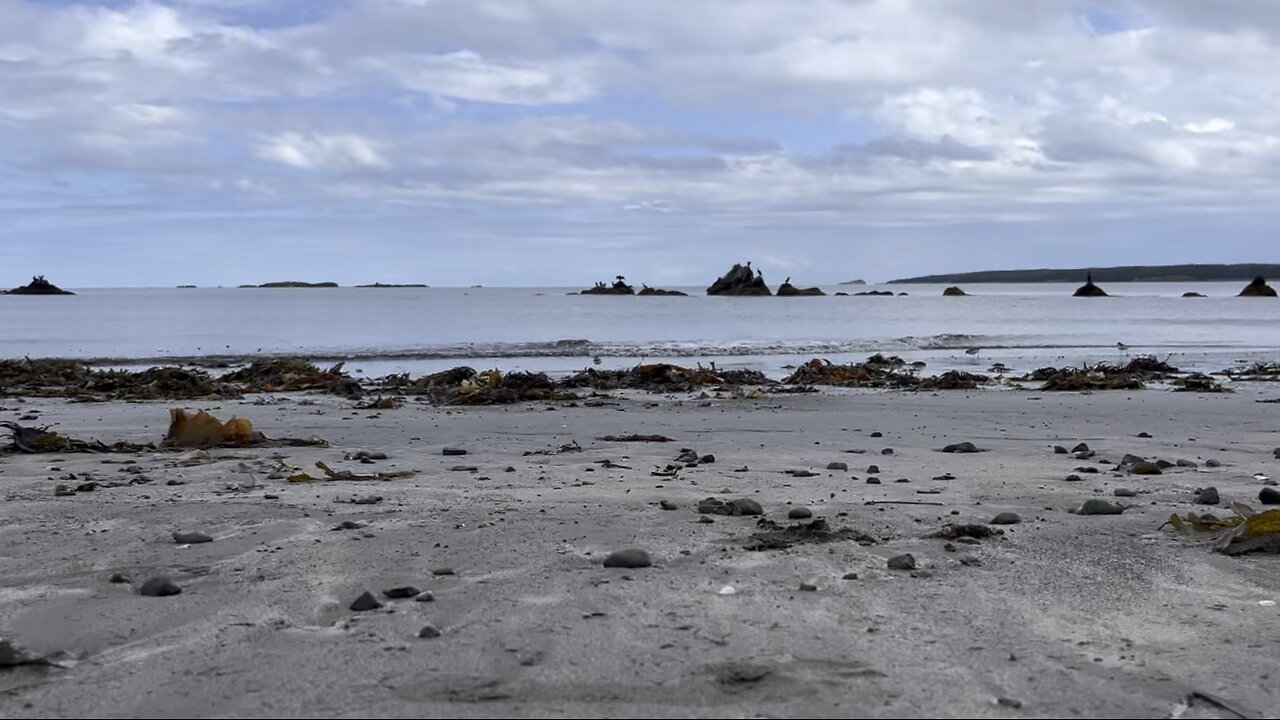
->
432, 567, 456, 576
383, 586, 421, 599
866, 476, 881, 484
442, 447, 467, 456
788, 507, 813, 519
866, 465, 880, 474
414, 591, 436, 602
798, 583, 818, 592
1176, 459, 1198, 468
349, 591, 382, 611
887, 554, 917, 571
417, 624, 442, 638
990, 512, 1021, 525
139, 577, 181, 597
109, 573, 130, 584
826, 461, 848, 471
1195, 487, 1220, 505
1077, 499, 1125, 515
1053, 445, 1068, 454
942, 442, 981, 453
660, 500, 678, 511
172, 531, 213, 544
1205, 459, 1222, 467
603, 548, 652, 568
1258, 487, 1280, 505
1113, 488, 1137, 497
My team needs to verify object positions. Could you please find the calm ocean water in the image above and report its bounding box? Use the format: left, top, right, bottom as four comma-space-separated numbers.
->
2, 282, 1277, 378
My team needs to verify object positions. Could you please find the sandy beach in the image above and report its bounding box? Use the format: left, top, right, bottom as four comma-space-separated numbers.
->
2, 384, 1278, 718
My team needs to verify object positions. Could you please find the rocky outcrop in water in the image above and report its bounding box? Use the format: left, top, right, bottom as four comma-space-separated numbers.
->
707, 263, 771, 296
582, 276, 636, 295
4, 276, 74, 295
255, 281, 339, 288
942, 286, 968, 296
1072, 273, 1109, 297
637, 285, 688, 296
1182, 292, 1205, 297
776, 278, 825, 296
1238, 276, 1277, 297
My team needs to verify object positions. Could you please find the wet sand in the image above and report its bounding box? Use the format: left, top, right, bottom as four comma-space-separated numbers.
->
1, 388, 1278, 718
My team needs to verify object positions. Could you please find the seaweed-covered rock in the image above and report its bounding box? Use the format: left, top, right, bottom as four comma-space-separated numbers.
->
562, 363, 766, 393
920, 370, 989, 390
1073, 273, 1109, 297
221, 359, 360, 396
707, 263, 771, 296
783, 358, 920, 388
1238, 276, 1277, 297
942, 286, 968, 296
776, 278, 825, 296
4, 275, 74, 295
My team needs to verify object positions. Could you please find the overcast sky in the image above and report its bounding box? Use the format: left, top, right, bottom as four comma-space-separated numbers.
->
4, 0, 1280, 287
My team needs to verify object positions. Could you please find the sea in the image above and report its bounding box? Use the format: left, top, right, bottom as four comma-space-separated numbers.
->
2, 282, 1277, 380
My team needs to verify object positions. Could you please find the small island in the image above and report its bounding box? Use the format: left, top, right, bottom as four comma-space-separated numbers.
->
707, 262, 771, 296
1073, 273, 1109, 297
776, 277, 825, 296
942, 286, 968, 296
1238, 276, 1278, 297
637, 285, 688, 296
356, 283, 429, 288
581, 276, 636, 295
3, 275, 75, 295
248, 281, 340, 288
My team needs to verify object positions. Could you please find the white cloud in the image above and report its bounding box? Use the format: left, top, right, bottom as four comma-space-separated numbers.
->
256, 132, 389, 170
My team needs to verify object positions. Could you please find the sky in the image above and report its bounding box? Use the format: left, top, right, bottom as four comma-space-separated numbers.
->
3, 0, 1280, 287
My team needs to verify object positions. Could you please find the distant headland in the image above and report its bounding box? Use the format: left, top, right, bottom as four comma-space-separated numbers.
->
889, 263, 1280, 284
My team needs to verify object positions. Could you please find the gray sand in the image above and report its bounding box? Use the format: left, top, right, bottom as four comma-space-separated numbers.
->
1, 388, 1278, 718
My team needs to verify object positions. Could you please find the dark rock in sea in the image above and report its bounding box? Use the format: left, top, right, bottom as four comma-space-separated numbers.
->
1073, 273, 1109, 297
172, 531, 213, 544
417, 624, 442, 639
776, 278, 825, 296
942, 286, 968, 296
603, 548, 652, 568
637, 286, 689, 296
990, 512, 1022, 525
854, 290, 896, 296
788, 507, 813, 520
887, 554, 917, 571
356, 283, 429, 288
582, 276, 635, 295
1259, 487, 1280, 505
442, 447, 467, 456
383, 586, 421, 599
139, 577, 182, 597
1182, 292, 1205, 297
349, 591, 383, 611
942, 442, 981, 454
1077, 499, 1125, 515
826, 461, 848, 471
706, 262, 772, 296
4, 275, 74, 295
1195, 487, 1220, 505
1238, 276, 1278, 297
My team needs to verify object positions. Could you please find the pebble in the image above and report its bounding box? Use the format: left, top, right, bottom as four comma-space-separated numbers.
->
728, 498, 763, 516
1073, 451, 1093, 460
1121, 453, 1146, 466
1176, 459, 1199, 468
332, 521, 363, 531
1075, 466, 1100, 474
990, 512, 1021, 525
1259, 487, 1280, 505
442, 447, 467, 456
790, 469, 818, 477
1137, 432, 1152, 438
699, 454, 716, 464
349, 591, 383, 611
1114, 488, 1137, 497
383, 586, 421, 599
826, 461, 848, 471
997, 697, 1024, 709
1064, 474, 1083, 482
1205, 459, 1222, 467
449, 465, 478, 472
887, 554, 917, 571
139, 577, 182, 597
432, 567, 456, 576
866, 476, 881, 484
942, 442, 981, 453
866, 465, 881, 474
603, 549, 652, 568
788, 508, 813, 520
1195, 487, 1220, 505
798, 583, 818, 592
0, 639, 39, 668
870, 431, 883, 438
1274, 447, 1280, 459
109, 573, 130, 584
1155, 459, 1174, 469
54, 484, 75, 496
172, 531, 213, 544
414, 591, 436, 602
505, 466, 516, 472
842, 572, 859, 580
417, 624, 442, 639
1078, 499, 1125, 515
1054, 445, 1068, 454
1072, 442, 1090, 453
1130, 461, 1162, 475
660, 500, 679, 511
881, 448, 894, 455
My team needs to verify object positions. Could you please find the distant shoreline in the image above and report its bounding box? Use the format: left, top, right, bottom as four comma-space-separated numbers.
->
889, 263, 1280, 284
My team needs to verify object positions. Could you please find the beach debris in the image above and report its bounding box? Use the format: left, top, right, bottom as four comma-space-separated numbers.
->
1222, 362, 1280, 381
354, 396, 400, 410
287, 461, 414, 483
1173, 373, 1231, 392
564, 363, 767, 392
744, 517, 874, 551
1164, 504, 1280, 555
783, 358, 920, 388
602, 548, 652, 568
929, 523, 1003, 540
221, 359, 361, 396
1, 421, 152, 454
376, 366, 571, 405
162, 409, 260, 448
0, 359, 236, 401
523, 440, 582, 456
599, 434, 672, 442
919, 370, 990, 390
139, 577, 182, 597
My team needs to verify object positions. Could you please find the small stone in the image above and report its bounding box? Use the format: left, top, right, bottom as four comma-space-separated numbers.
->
1176, 459, 1198, 468
603, 549, 652, 568
659, 500, 678, 511
332, 521, 363, 531
698, 516, 715, 524
1130, 461, 1162, 475
54, 484, 75, 496
1114, 488, 1137, 497
505, 466, 516, 472
1137, 432, 1152, 438
866, 476, 881, 484
942, 442, 981, 453
172, 531, 213, 544
1075, 466, 1099, 474
1072, 443, 1090, 453
431, 567, 456, 576
139, 577, 181, 597
109, 573, 129, 584
887, 554, 917, 571
449, 465, 478, 472
881, 448, 894, 455
870, 431, 883, 438
1155, 459, 1174, 469
997, 697, 1024, 709
959, 555, 983, 567
414, 591, 436, 602
1054, 445, 1068, 454
1121, 453, 1146, 466
788, 507, 813, 520
442, 447, 467, 456
349, 591, 382, 611
798, 582, 818, 592
1064, 474, 1083, 482
866, 465, 880, 474
383, 586, 421, 599
842, 572, 858, 580
895, 477, 910, 483
1195, 487, 1220, 505
699, 454, 716, 464
1078, 499, 1125, 515
417, 624, 442, 638
990, 512, 1021, 525
790, 469, 818, 477
728, 498, 763, 516
0, 639, 40, 668
826, 461, 848, 471
1258, 487, 1280, 505
1274, 447, 1280, 459
1205, 459, 1222, 467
